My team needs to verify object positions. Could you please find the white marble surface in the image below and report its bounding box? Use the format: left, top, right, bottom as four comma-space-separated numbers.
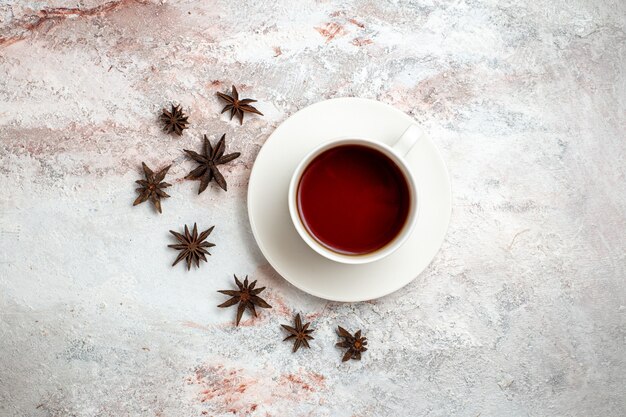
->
1, 1, 625, 416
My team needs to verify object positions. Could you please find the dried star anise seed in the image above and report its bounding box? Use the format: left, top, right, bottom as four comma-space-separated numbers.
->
281, 313, 315, 353
218, 275, 272, 326
160, 104, 189, 136
133, 162, 171, 214
168, 223, 215, 270
336, 326, 368, 362
216, 85, 263, 125
184, 134, 241, 193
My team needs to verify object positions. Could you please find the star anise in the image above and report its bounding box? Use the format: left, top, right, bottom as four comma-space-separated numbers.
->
281, 313, 315, 353
216, 85, 263, 125
218, 275, 272, 326
168, 223, 215, 270
184, 134, 240, 193
160, 104, 189, 136
133, 162, 171, 214
336, 326, 368, 362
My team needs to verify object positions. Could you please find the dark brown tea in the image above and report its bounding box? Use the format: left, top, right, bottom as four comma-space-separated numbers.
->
296, 144, 410, 255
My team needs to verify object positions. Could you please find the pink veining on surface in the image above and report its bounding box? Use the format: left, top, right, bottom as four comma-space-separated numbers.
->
351, 37, 373, 46
280, 372, 326, 393
382, 68, 476, 116
0, 0, 143, 46
187, 364, 326, 415
315, 22, 346, 43
347, 18, 366, 28
182, 321, 212, 332
302, 310, 324, 321
264, 291, 291, 319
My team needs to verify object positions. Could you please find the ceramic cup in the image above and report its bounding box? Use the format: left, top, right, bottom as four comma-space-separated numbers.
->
288, 124, 423, 264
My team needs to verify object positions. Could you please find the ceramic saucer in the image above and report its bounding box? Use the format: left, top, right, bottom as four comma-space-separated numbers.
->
248, 98, 451, 302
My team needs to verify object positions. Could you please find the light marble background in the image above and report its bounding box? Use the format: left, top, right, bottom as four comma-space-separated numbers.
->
1, 1, 625, 416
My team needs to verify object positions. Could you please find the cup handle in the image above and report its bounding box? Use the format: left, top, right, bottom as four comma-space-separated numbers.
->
392, 124, 423, 157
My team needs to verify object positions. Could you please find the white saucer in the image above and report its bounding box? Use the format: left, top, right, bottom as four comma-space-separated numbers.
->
248, 98, 451, 302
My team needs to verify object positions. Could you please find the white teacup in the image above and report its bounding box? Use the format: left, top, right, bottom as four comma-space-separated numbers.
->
288, 125, 423, 264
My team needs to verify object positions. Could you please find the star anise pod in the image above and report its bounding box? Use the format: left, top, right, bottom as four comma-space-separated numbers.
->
168, 223, 215, 270
218, 275, 272, 326
184, 134, 240, 193
216, 85, 263, 125
160, 104, 189, 136
281, 313, 315, 352
133, 162, 171, 214
336, 326, 368, 362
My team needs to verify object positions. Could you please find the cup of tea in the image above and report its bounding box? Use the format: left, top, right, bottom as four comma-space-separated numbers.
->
288, 125, 422, 264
